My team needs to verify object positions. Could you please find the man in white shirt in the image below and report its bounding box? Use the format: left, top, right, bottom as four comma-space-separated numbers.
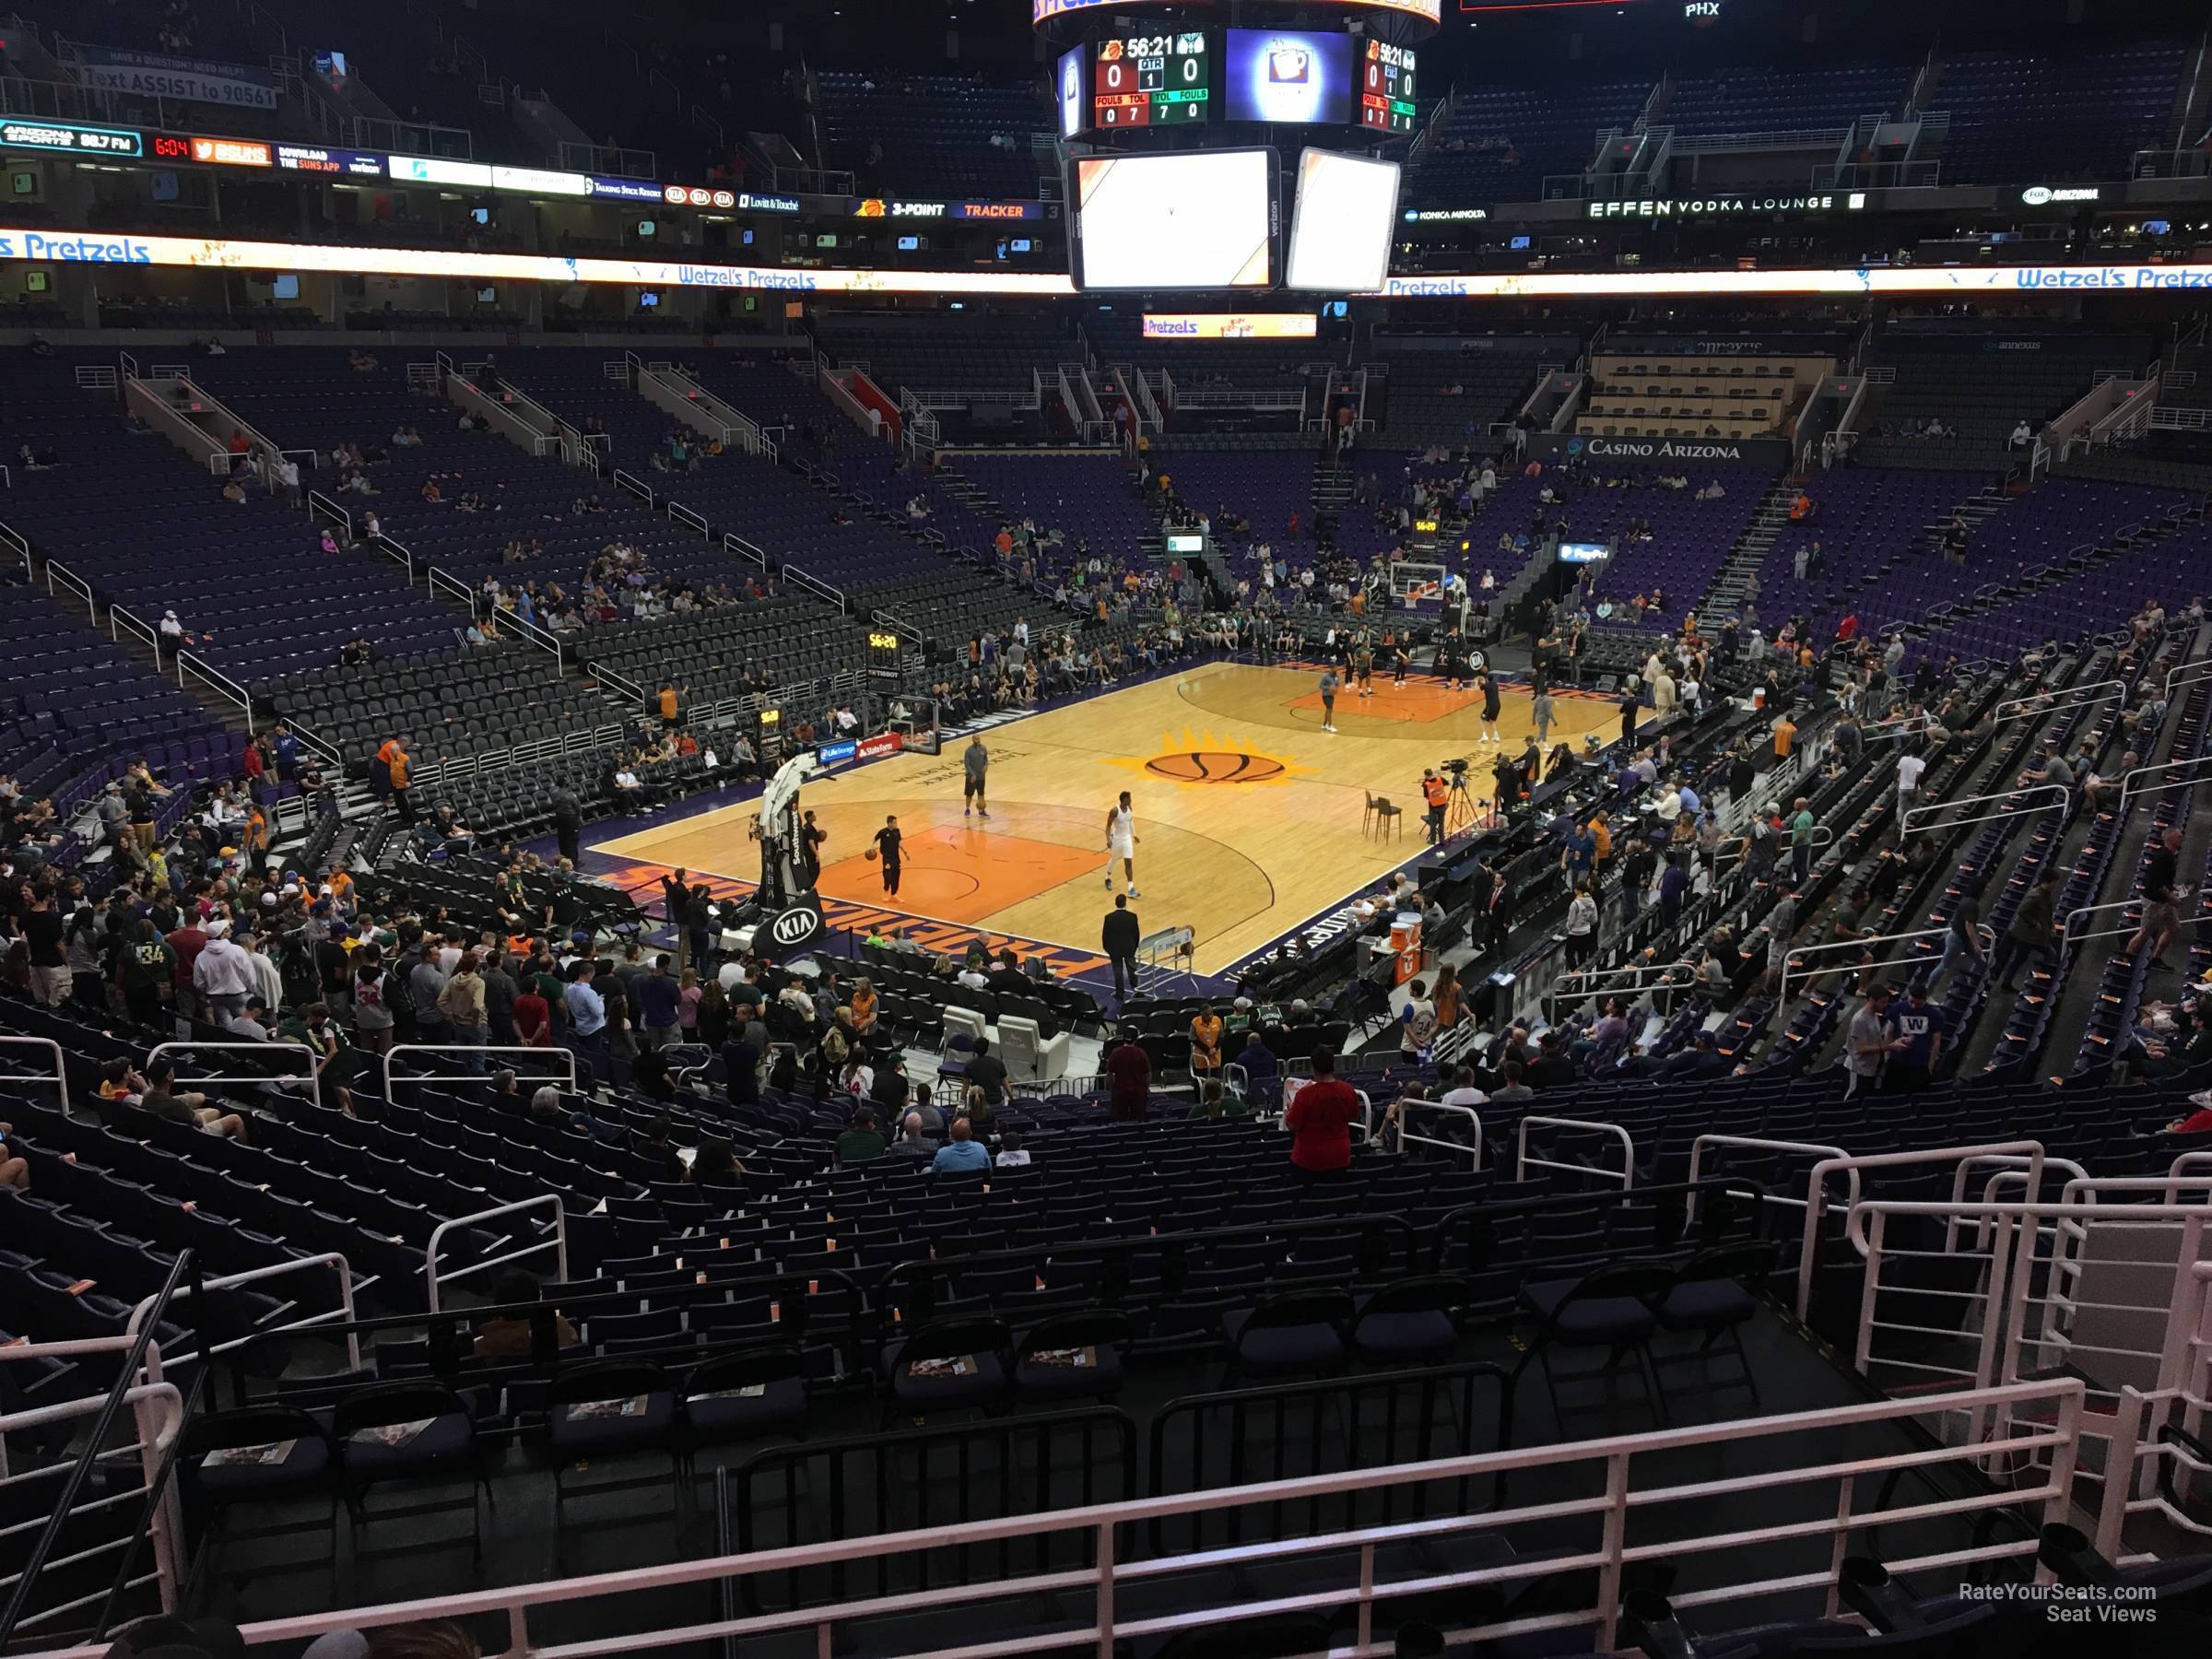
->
193, 921, 256, 1019
1897, 747, 1927, 810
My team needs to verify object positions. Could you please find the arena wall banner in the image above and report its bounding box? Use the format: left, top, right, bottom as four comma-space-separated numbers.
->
71, 47, 278, 112
1560, 433, 1794, 469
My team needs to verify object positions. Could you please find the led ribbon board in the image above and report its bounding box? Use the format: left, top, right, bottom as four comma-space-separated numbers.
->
0, 224, 2206, 303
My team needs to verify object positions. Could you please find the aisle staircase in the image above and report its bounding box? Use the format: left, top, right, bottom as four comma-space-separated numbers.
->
1694, 477, 1798, 618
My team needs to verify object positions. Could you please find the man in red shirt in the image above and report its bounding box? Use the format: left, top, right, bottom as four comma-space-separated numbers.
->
1104, 1027, 1151, 1122
1286, 1052, 1362, 1180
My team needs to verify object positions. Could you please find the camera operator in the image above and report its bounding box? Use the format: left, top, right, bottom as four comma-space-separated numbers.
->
1420, 767, 1451, 845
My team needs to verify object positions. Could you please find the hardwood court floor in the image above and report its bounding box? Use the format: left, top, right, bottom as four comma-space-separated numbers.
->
592, 663, 1619, 975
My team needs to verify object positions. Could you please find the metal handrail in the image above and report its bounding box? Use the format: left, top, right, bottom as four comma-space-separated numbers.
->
108, 602, 163, 670
380, 1043, 580, 1100
1900, 782, 2069, 837
1795, 1141, 2045, 1319
0, 1035, 69, 1112
1778, 924, 1990, 1001
1393, 1097, 1485, 1171
2053, 885, 2212, 947
174, 649, 254, 728
28, 1376, 2083, 1659
2121, 755, 2212, 806
1684, 1135, 1849, 1226
125, 1252, 362, 1374
1993, 678, 2129, 724
425, 1193, 569, 1312
1514, 1115, 1633, 1189
144, 1039, 318, 1090
0, 1248, 193, 1649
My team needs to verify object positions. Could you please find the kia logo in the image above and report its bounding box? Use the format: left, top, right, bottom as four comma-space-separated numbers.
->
769, 900, 822, 948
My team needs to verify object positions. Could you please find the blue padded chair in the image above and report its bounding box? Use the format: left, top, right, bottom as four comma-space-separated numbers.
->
1350, 1275, 1469, 1367
1221, 1290, 1353, 1382
682, 1346, 809, 1458
179, 1405, 341, 1584
1011, 1310, 1133, 1406
332, 1380, 490, 1559
546, 1359, 682, 1527
1652, 1241, 1776, 1406
1516, 1261, 1676, 1428
879, 1315, 1013, 1425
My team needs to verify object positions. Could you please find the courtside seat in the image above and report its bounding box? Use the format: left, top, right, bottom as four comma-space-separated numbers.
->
998, 1014, 1068, 1082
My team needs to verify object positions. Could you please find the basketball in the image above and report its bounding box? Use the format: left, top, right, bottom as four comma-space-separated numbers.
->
865, 847, 877, 861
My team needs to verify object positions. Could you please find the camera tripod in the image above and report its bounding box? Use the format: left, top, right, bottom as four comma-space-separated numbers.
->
1441, 763, 1491, 837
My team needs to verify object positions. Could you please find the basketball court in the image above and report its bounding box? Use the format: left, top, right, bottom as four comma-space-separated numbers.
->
590, 662, 1620, 975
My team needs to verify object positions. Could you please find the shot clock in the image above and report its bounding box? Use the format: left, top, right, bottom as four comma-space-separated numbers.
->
867, 628, 903, 681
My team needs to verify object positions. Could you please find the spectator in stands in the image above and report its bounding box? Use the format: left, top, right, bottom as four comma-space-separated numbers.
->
192, 920, 254, 1021
138, 1057, 248, 1141
1994, 871, 2062, 992
473, 1269, 575, 1360
891, 1110, 937, 1160
1888, 982, 1945, 1093
2128, 827, 2187, 971
1105, 1026, 1151, 1122
562, 959, 606, 1053
2010, 419, 2034, 450
1285, 1051, 1361, 1182
932, 1115, 991, 1174
435, 952, 489, 1069
837, 1104, 887, 1165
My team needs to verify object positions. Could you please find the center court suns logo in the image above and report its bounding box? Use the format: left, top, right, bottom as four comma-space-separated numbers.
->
1122, 728, 1310, 787
1147, 751, 1289, 783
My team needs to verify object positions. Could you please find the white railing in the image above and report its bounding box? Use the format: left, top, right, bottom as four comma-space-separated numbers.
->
1900, 783, 2069, 837
1992, 677, 2131, 724
668, 501, 711, 536
429, 566, 480, 616
23, 1377, 2091, 1659
44, 559, 97, 625
0, 1035, 68, 1112
612, 467, 654, 505
381, 1043, 578, 1100
2122, 753, 2212, 806
305, 488, 353, 541
0, 1346, 185, 1631
1514, 1115, 1633, 1188
425, 1193, 569, 1313
783, 566, 846, 609
126, 1252, 362, 1375
1794, 1140, 2046, 1321
144, 1040, 318, 1091
447, 373, 556, 456
1778, 924, 1989, 1001
0, 515, 29, 579
1684, 1135, 1849, 1228
723, 532, 769, 569
1393, 1097, 1484, 1170
371, 533, 417, 583
173, 651, 254, 728
108, 604, 163, 670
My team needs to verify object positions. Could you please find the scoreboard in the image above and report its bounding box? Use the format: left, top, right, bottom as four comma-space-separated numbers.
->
1359, 41, 1418, 134
1092, 30, 1211, 129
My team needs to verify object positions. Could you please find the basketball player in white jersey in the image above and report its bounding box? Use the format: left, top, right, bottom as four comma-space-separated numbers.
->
1103, 790, 1141, 897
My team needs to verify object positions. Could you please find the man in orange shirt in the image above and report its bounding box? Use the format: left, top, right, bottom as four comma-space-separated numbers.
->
1420, 768, 1451, 846
377, 735, 414, 825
